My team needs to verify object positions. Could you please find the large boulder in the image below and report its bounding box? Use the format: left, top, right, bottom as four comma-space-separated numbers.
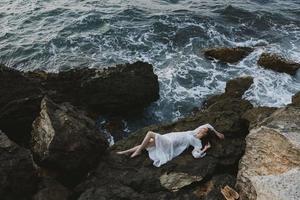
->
40, 61, 159, 114
0, 61, 159, 147
0, 130, 38, 200
204, 47, 254, 63
74, 76, 254, 199
258, 53, 300, 75
31, 97, 108, 185
236, 106, 300, 200
0, 64, 43, 147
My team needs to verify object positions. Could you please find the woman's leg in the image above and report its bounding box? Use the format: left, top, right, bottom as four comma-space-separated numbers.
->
130, 131, 156, 158
116, 145, 141, 155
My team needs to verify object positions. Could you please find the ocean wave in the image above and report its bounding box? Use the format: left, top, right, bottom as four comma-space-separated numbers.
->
0, 0, 300, 130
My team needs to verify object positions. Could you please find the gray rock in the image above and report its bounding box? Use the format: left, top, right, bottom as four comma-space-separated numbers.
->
31, 97, 108, 185
160, 172, 203, 192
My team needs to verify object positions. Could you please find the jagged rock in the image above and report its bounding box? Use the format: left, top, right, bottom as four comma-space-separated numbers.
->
236, 106, 300, 200
0, 61, 159, 147
31, 97, 108, 185
0, 130, 38, 200
204, 47, 254, 63
74, 77, 253, 199
258, 53, 300, 75
225, 76, 253, 98
33, 178, 70, 200
203, 76, 253, 109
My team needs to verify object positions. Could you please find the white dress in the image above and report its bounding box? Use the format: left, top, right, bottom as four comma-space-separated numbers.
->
146, 124, 216, 167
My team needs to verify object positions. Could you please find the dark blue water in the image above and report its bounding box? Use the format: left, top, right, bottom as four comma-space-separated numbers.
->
1, 0, 300, 131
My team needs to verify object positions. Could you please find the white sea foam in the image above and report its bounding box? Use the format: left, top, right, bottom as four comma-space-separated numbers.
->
1, 0, 300, 129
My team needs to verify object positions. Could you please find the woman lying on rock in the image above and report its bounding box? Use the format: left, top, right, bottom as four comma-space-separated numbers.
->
117, 124, 224, 167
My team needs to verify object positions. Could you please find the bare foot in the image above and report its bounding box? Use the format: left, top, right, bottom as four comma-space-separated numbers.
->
130, 150, 141, 158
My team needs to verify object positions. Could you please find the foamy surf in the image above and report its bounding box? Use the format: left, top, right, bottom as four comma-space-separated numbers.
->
0, 0, 300, 131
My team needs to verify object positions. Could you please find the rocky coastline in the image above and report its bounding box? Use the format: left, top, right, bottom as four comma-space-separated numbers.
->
1, 48, 300, 200
0, 61, 159, 147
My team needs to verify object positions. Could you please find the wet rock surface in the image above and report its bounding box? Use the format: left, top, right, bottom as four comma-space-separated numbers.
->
258, 53, 300, 75
31, 97, 108, 185
236, 106, 300, 200
73, 76, 254, 200
0, 61, 159, 147
204, 47, 254, 63
225, 76, 253, 98
203, 76, 253, 108
0, 130, 38, 200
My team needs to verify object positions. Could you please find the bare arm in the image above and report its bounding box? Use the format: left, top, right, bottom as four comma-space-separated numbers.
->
202, 142, 211, 152
214, 130, 225, 139
205, 123, 225, 139
191, 136, 212, 158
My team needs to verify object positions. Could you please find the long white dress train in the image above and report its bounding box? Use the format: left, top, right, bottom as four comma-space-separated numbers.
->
146, 124, 215, 167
